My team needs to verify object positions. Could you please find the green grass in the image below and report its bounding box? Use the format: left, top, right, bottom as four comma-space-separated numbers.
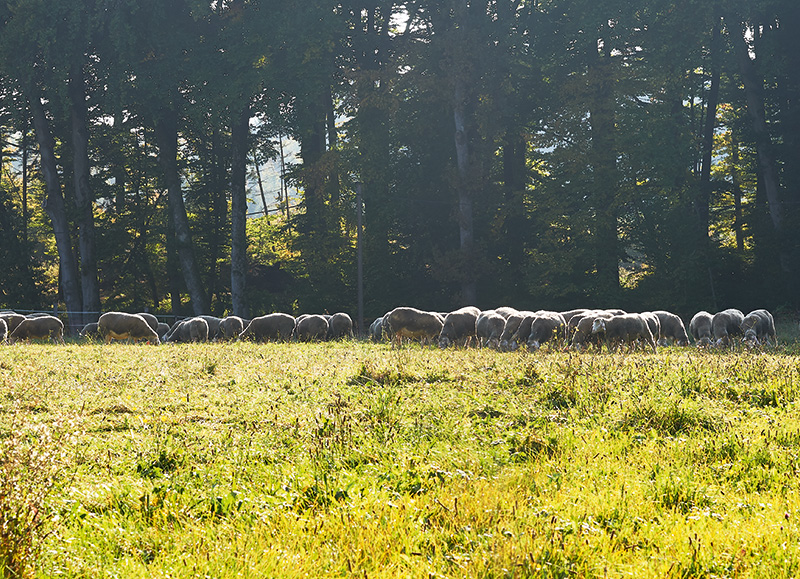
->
2, 341, 800, 577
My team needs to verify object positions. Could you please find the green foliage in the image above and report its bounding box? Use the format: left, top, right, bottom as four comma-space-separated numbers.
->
2, 0, 800, 316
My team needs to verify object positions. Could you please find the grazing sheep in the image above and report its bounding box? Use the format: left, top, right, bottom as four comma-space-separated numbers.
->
494, 307, 520, 319
498, 311, 536, 351
560, 309, 590, 324
526, 311, 567, 351
384, 307, 443, 346
328, 312, 354, 340
712, 308, 745, 347
438, 306, 480, 348
741, 309, 777, 347
198, 316, 223, 340
640, 312, 662, 344
79, 322, 101, 340
651, 310, 689, 346
592, 313, 656, 353
571, 310, 614, 351
369, 317, 384, 342
136, 312, 159, 332
239, 313, 296, 342
219, 316, 246, 341
99, 312, 160, 344
156, 323, 171, 340
0, 318, 6, 344
0, 312, 25, 334
476, 311, 506, 349
165, 317, 209, 343
9, 315, 65, 344
689, 311, 714, 347
295, 314, 329, 342
605, 309, 627, 316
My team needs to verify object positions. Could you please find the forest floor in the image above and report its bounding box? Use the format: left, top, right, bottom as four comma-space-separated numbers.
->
2, 325, 800, 577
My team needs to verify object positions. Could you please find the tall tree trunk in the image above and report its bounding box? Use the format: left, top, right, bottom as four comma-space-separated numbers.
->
230, 105, 250, 318
28, 90, 83, 333
449, 0, 477, 305
166, 218, 183, 315
154, 107, 210, 315
452, 76, 477, 305
588, 40, 620, 301
731, 133, 745, 252
206, 128, 225, 310
697, 15, 721, 237
68, 61, 101, 323
726, 13, 787, 267
21, 126, 29, 250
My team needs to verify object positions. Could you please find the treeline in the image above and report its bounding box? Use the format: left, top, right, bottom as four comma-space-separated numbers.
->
0, 0, 797, 330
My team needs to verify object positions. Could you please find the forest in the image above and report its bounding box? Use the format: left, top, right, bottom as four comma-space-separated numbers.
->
0, 0, 797, 332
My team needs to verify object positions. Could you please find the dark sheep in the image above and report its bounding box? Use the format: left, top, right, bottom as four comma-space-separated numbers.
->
712, 308, 745, 347
560, 309, 590, 324
295, 314, 329, 342
498, 311, 536, 351
240, 313, 296, 342
651, 310, 689, 346
384, 307, 443, 346
510, 313, 538, 348
79, 322, 101, 340
438, 306, 480, 348
0, 312, 25, 334
571, 311, 614, 351
369, 317, 384, 342
219, 316, 246, 341
689, 311, 713, 347
741, 309, 777, 347
9, 315, 65, 344
156, 323, 171, 340
476, 311, 506, 349
328, 312, 354, 340
526, 311, 567, 351
165, 317, 209, 343
198, 316, 223, 340
494, 307, 520, 320
136, 312, 159, 332
592, 313, 656, 353
99, 312, 160, 344
640, 312, 662, 344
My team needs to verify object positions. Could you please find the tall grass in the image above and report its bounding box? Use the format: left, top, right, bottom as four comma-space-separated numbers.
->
1, 341, 800, 577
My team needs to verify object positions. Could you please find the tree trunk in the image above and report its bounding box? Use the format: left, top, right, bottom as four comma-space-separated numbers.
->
230, 105, 250, 318
69, 61, 101, 323
727, 14, 786, 250
29, 90, 83, 333
154, 107, 210, 315
206, 129, 225, 310
731, 133, 745, 252
453, 76, 477, 305
697, 15, 721, 237
588, 41, 620, 301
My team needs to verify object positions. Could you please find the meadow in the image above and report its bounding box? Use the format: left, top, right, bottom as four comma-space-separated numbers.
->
2, 334, 800, 578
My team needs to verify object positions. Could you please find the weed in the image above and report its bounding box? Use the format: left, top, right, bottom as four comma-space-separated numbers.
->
0, 415, 78, 578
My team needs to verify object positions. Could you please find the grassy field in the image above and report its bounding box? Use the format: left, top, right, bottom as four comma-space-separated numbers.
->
2, 334, 800, 577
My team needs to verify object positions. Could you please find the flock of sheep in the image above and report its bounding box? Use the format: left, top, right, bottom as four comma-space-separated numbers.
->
368, 306, 777, 352
0, 305, 778, 352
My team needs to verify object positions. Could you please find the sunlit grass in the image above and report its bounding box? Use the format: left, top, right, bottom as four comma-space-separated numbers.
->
1, 341, 800, 577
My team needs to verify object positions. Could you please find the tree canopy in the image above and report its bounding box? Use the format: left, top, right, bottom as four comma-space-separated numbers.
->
0, 0, 797, 329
